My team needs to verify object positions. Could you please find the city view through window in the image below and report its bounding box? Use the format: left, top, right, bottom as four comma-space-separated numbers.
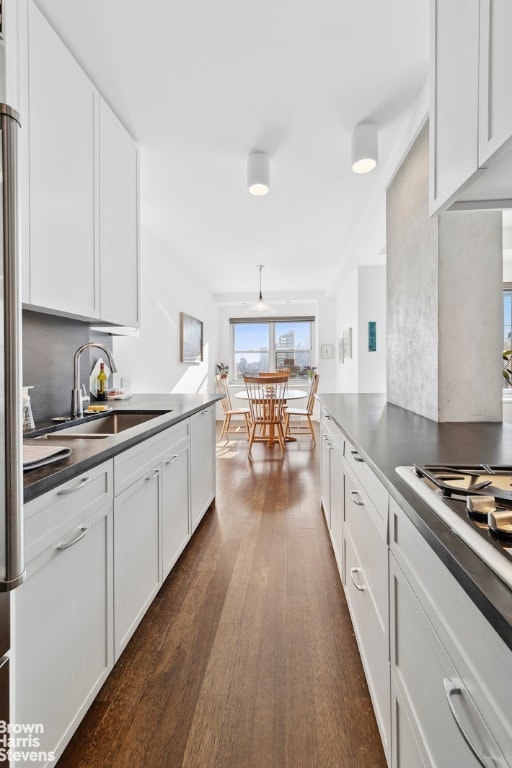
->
504, 291, 512, 388
232, 320, 314, 380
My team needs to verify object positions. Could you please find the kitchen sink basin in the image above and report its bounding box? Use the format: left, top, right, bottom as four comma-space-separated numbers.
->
33, 411, 170, 439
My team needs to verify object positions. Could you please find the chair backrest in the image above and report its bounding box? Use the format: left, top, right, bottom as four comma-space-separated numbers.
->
259, 370, 289, 378
215, 374, 232, 412
243, 375, 289, 425
306, 373, 320, 414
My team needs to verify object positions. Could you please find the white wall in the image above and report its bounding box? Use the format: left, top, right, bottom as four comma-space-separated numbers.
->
113, 229, 217, 394
215, 297, 336, 392
335, 268, 358, 392
214, 297, 336, 420
358, 266, 386, 393
334, 266, 386, 393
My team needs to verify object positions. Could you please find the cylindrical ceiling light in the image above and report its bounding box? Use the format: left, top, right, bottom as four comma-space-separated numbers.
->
247, 152, 270, 195
351, 122, 378, 174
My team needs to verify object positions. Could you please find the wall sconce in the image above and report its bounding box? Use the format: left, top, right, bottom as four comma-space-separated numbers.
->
247, 152, 270, 195
351, 122, 378, 174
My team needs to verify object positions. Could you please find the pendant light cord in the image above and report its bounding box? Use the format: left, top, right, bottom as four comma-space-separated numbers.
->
257, 264, 264, 301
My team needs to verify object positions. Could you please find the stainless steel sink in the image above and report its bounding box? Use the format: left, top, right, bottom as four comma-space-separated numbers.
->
34, 411, 170, 439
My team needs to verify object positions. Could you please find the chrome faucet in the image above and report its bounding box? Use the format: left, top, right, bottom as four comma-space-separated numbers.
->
71, 342, 118, 418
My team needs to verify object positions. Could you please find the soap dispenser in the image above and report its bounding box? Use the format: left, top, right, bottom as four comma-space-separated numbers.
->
22, 386, 35, 431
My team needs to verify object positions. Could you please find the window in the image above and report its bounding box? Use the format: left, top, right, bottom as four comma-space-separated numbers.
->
504, 286, 512, 388
230, 317, 315, 380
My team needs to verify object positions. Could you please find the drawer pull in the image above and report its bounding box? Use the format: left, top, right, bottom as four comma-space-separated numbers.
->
443, 678, 506, 768
350, 490, 365, 506
145, 468, 161, 481
350, 567, 366, 591
56, 476, 91, 496
165, 455, 179, 465
350, 449, 364, 463
57, 525, 89, 551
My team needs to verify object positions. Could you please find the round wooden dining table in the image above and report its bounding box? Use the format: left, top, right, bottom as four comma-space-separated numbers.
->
235, 389, 306, 445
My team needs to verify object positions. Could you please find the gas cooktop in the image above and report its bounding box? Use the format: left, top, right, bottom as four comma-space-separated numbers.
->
396, 464, 512, 591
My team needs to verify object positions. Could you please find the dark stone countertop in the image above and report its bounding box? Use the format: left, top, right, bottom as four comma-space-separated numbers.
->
23, 393, 223, 503
316, 393, 512, 650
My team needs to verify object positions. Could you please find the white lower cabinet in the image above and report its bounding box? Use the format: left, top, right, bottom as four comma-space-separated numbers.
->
190, 405, 216, 531
113, 467, 161, 659
14, 407, 214, 765
14, 462, 114, 767
320, 410, 344, 575
113, 420, 191, 659
390, 497, 512, 768
161, 430, 191, 579
320, 415, 333, 527
343, 459, 390, 763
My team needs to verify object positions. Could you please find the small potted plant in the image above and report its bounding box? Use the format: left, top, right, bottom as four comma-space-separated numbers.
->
216, 363, 229, 378
503, 350, 512, 386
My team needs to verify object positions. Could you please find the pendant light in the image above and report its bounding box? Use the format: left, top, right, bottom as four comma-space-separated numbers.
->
351, 122, 378, 174
247, 152, 270, 196
246, 265, 279, 314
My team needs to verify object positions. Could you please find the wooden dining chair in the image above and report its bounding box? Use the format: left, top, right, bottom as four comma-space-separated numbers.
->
215, 374, 250, 440
283, 373, 319, 444
243, 374, 289, 455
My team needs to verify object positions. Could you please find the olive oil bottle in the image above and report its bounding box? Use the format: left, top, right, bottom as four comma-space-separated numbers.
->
96, 362, 108, 401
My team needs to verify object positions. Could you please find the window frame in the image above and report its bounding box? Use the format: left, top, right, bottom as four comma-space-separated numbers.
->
503, 284, 512, 392
230, 316, 315, 382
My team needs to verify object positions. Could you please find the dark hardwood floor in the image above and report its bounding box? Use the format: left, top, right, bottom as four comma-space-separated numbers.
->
58, 426, 387, 768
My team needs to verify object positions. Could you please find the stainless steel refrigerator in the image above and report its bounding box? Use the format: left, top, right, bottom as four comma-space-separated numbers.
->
0, 101, 24, 726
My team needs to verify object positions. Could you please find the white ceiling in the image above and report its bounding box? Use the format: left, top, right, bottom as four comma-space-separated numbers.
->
36, 0, 430, 297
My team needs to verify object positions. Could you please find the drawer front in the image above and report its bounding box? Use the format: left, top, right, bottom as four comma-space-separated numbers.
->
24, 460, 113, 563
344, 436, 388, 530
344, 529, 390, 760
114, 420, 189, 495
390, 497, 512, 754
390, 553, 510, 768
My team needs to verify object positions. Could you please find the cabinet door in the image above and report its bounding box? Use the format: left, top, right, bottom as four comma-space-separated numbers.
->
162, 442, 190, 579
390, 554, 507, 768
99, 97, 140, 326
478, 0, 512, 166
344, 461, 390, 761
429, 0, 480, 214
329, 438, 344, 579
27, 1, 99, 319
190, 406, 215, 531
14, 503, 113, 765
320, 419, 332, 527
114, 468, 161, 659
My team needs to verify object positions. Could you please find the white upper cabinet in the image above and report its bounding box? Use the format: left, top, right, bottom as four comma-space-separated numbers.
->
20, 0, 140, 326
99, 98, 140, 327
478, 0, 512, 165
430, 0, 512, 214
27, 0, 99, 318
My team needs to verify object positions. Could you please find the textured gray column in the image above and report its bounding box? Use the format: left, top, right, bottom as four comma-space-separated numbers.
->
387, 122, 502, 422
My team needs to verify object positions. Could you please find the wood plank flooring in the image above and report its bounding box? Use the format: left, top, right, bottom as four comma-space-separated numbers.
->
58, 427, 387, 768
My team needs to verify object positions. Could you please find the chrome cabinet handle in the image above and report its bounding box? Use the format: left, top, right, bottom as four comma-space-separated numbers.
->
350, 567, 366, 591
443, 678, 507, 768
165, 455, 179, 465
351, 449, 364, 463
57, 476, 91, 496
145, 468, 161, 481
57, 525, 89, 551
350, 490, 365, 506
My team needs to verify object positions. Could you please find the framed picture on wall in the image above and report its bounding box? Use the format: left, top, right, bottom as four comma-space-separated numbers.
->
180, 312, 203, 363
338, 337, 344, 364
343, 327, 352, 360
